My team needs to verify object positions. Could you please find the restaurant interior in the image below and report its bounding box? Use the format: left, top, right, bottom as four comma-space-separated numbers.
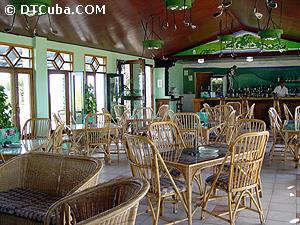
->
0, 0, 300, 224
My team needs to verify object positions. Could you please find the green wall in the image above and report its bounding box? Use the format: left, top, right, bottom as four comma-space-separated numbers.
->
0, 32, 154, 117
183, 66, 300, 94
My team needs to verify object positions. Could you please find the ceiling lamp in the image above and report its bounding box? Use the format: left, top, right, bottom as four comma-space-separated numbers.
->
141, 15, 164, 55
198, 58, 205, 64
5, 0, 56, 36
165, 0, 192, 11
246, 56, 254, 62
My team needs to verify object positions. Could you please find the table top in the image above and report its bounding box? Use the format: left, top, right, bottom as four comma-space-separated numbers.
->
283, 120, 300, 132
0, 139, 47, 155
68, 123, 121, 131
165, 144, 228, 167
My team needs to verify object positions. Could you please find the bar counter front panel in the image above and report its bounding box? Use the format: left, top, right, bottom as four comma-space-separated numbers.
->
193, 97, 300, 125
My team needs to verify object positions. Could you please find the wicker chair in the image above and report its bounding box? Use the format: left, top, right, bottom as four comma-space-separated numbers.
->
233, 119, 266, 140
22, 118, 51, 140
215, 104, 234, 122
226, 102, 242, 116
44, 124, 65, 153
201, 131, 269, 225
283, 103, 294, 121
114, 104, 128, 123
173, 112, 204, 148
214, 110, 236, 145
125, 134, 188, 225
0, 152, 102, 225
45, 177, 149, 225
269, 107, 296, 164
162, 109, 175, 121
58, 110, 77, 125
85, 113, 111, 163
157, 104, 169, 120
244, 103, 255, 119
133, 107, 155, 120
295, 106, 300, 121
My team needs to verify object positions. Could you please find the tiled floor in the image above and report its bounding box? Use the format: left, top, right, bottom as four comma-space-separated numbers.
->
97, 142, 300, 225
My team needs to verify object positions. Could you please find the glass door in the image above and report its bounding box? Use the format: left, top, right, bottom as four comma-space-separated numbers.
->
70, 72, 84, 124
106, 73, 124, 117
48, 70, 70, 127
16, 71, 33, 130
117, 59, 146, 114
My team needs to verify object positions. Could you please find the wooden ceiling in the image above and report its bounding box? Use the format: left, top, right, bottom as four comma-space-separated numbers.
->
0, 0, 300, 59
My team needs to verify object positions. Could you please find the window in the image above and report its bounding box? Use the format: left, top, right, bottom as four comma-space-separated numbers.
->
85, 55, 107, 111
47, 50, 73, 71
0, 44, 32, 68
0, 44, 33, 130
47, 50, 73, 127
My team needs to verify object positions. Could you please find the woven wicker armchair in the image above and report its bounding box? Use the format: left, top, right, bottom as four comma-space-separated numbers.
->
226, 102, 242, 116
22, 118, 51, 140
44, 177, 149, 225
0, 152, 102, 225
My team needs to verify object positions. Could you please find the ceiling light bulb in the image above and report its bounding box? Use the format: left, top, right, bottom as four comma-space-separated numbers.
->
198, 58, 205, 64
246, 56, 254, 62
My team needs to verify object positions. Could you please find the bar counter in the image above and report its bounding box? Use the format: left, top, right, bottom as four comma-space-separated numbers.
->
193, 97, 300, 125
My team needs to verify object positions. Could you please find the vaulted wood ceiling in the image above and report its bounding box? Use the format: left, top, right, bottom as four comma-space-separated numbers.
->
0, 0, 299, 59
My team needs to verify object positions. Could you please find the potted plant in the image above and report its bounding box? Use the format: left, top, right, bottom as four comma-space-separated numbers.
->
84, 84, 97, 125
0, 86, 19, 146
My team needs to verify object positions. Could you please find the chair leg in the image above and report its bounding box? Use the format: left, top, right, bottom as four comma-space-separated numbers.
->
228, 192, 234, 225
154, 198, 161, 225
200, 183, 208, 220
195, 172, 203, 196
255, 187, 265, 224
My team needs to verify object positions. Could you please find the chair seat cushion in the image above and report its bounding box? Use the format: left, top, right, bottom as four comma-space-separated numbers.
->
206, 173, 229, 190
160, 177, 186, 195
0, 188, 61, 223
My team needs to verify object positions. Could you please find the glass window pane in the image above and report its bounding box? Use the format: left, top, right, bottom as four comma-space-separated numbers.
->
18, 73, 31, 129
85, 56, 93, 63
87, 75, 95, 87
146, 66, 152, 108
47, 51, 56, 60
73, 75, 84, 123
54, 55, 63, 68
0, 56, 9, 67
0, 45, 10, 55
96, 73, 105, 111
97, 57, 105, 65
0, 73, 12, 106
49, 74, 66, 127
15, 58, 32, 68
98, 66, 106, 73
85, 64, 93, 72
15, 47, 31, 58
7, 49, 20, 65
47, 61, 56, 70
62, 62, 72, 71
61, 53, 71, 62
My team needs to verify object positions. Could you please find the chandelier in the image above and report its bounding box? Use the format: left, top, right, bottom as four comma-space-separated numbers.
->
165, 0, 193, 11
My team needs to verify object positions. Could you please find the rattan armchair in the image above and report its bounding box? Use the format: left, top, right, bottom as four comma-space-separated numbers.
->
0, 152, 102, 225
45, 177, 149, 225
162, 109, 175, 121
214, 110, 236, 145
85, 113, 111, 163
125, 134, 188, 225
173, 112, 204, 148
283, 103, 294, 121
201, 131, 269, 225
244, 103, 255, 119
157, 104, 169, 120
22, 118, 51, 140
226, 102, 242, 116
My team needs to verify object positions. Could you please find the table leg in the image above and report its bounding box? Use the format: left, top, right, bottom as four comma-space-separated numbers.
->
185, 168, 193, 225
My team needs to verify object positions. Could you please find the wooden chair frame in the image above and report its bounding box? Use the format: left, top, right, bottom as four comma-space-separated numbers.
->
22, 118, 51, 140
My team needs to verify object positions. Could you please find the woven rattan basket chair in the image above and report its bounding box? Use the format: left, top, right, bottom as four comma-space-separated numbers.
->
201, 131, 269, 225
45, 177, 149, 225
0, 152, 102, 225
22, 118, 51, 140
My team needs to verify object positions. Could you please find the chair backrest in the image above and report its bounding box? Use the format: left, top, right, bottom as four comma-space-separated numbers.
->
58, 110, 76, 125
133, 107, 154, 120
125, 134, 182, 196
245, 103, 255, 119
149, 121, 186, 162
85, 113, 111, 128
173, 112, 204, 147
157, 104, 169, 118
162, 109, 175, 121
46, 124, 65, 153
22, 118, 50, 140
226, 102, 242, 115
234, 119, 266, 140
1, 153, 102, 196
214, 110, 236, 145
215, 104, 234, 122
227, 131, 269, 191
203, 106, 221, 125
241, 99, 249, 116
45, 177, 149, 225
283, 103, 294, 121
295, 106, 300, 121
53, 113, 63, 127
268, 107, 284, 140
114, 104, 128, 120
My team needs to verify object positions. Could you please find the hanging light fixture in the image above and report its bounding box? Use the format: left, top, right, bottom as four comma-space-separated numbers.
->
142, 15, 164, 53
5, 0, 57, 36
165, 0, 193, 11
256, 0, 284, 51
